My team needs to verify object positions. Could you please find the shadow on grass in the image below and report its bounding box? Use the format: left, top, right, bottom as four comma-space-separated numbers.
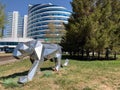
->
0, 67, 55, 80
0, 71, 28, 80
41, 67, 54, 71
62, 55, 117, 61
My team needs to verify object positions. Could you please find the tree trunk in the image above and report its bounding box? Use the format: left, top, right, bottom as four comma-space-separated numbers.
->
86, 49, 90, 60
114, 51, 117, 60
98, 51, 100, 60
69, 52, 72, 56
105, 48, 110, 60
81, 48, 84, 59
92, 50, 95, 59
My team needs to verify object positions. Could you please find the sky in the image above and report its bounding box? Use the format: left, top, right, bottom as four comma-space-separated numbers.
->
0, 0, 72, 16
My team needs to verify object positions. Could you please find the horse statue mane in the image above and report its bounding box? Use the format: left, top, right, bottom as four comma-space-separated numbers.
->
13, 40, 69, 84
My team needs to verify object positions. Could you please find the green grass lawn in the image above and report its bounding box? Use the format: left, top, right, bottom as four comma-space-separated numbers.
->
0, 58, 120, 90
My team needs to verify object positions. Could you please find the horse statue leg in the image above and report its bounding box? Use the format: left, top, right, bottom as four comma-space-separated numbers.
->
18, 44, 44, 84
54, 53, 62, 71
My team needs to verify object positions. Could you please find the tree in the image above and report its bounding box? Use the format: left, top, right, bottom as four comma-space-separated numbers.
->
45, 22, 56, 43
96, 0, 120, 59
0, 2, 5, 37
46, 21, 66, 43
61, 0, 120, 59
61, 0, 99, 57
108, 0, 120, 59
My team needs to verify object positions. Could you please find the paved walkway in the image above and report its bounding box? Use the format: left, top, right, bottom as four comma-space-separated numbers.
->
0, 55, 17, 65
0, 53, 29, 65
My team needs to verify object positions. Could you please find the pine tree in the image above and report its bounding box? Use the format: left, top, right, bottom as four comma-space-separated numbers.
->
61, 0, 120, 59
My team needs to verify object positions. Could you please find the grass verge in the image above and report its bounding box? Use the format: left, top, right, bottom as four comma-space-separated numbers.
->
0, 58, 120, 90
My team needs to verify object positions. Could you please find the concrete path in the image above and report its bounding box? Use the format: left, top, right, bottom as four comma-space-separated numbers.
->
0, 54, 17, 65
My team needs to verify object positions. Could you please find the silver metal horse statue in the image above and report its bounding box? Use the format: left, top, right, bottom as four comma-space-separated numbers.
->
13, 40, 69, 84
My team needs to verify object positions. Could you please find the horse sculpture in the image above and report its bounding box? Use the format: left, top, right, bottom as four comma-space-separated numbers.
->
13, 40, 69, 84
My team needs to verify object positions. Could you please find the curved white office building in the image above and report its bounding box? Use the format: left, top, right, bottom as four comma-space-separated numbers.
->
27, 3, 71, 42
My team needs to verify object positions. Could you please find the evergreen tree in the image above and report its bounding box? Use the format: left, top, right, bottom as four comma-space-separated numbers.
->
61, 0, 120, 59
109, 0, 120, 59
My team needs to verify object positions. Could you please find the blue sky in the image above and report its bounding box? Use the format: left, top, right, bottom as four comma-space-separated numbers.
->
0, 0, 72, 16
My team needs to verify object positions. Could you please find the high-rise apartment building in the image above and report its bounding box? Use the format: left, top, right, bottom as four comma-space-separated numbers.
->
4, 12, 13, 37
3, 11, 27, 38
12, 11, 19, 38
0, 12, 31, 52
27, 3, 71, 42
23, 15, 28, 38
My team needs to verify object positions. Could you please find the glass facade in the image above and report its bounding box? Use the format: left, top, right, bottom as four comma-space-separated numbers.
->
0, 38, 33, 52
0, 42, 18, 46
0, 41, 18, 52
27, 3, 71, 42
3, 11, 24, 38
4, 12, 13, 37
18, 16, 24, 37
